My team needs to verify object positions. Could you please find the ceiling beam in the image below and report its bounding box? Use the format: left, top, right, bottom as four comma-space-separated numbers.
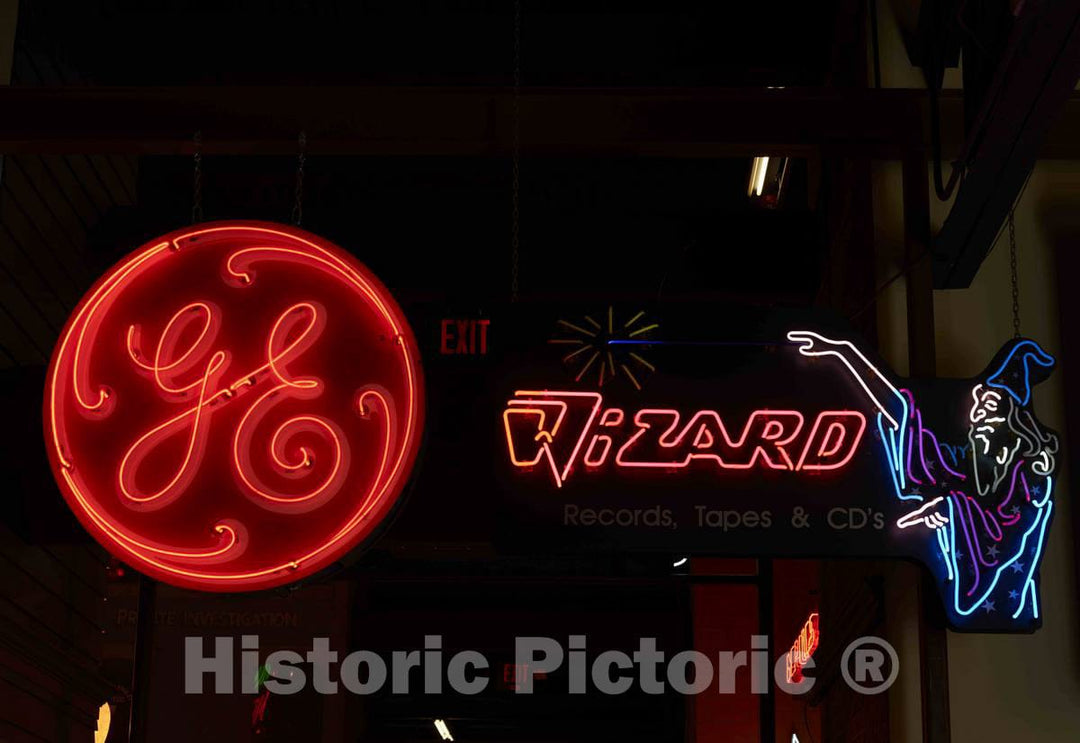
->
0, 86, 941, 157
932, 0, 1080, 289
4, 85, 1080, 158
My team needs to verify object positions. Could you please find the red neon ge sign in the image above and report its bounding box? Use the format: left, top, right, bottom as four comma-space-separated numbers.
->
503, 391, 866, 487
45, 221, 424, 591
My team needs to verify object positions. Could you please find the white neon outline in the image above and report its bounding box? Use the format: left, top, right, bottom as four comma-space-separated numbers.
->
786, 330, 905, 430
896, 497, 946, 530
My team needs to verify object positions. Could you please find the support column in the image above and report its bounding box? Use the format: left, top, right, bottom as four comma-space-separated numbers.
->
901, 153, 950, 743
127, 577, 156, 743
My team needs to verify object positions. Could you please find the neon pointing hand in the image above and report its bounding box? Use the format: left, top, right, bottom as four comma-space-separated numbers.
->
786, 330, 849, 358
896, 497, 949, 530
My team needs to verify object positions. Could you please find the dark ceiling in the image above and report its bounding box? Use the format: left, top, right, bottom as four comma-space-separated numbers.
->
2, 0, 838, 360
13, 0, 840, 87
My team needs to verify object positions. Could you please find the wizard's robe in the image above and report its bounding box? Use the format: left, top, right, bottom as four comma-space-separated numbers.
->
880, 390, 1053, 622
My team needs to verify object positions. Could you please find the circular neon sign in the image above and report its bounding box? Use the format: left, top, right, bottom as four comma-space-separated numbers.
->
45, 221, 424, 591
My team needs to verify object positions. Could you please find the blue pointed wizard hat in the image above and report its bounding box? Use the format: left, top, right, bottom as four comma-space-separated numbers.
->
985, 338, 1055, 407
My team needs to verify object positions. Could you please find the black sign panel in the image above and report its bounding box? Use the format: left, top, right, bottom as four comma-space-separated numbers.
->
411, 303, 1058, 633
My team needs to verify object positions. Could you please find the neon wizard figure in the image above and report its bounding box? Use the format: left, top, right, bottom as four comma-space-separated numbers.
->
788, 331, 1058, 632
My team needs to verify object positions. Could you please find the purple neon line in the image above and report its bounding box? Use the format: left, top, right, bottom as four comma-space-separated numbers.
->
924, 427, 965, 480
913, 410, 938, 485
998, 509, 1022, 527
954, 492, 983, 596
967, 494, 1004, 546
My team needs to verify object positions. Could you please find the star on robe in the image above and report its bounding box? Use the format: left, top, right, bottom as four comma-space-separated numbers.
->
1008, 590, 1020, 600
1011, 562, 1025, 574
1031, 485, 1043, 498
1011, 506, 1021, 516
911, 486, 922, 496
981, 600, 996, 614
986, 545, 1000, 560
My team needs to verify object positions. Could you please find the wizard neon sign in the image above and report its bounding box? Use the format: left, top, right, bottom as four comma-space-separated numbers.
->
504, 395, 867, 486
501, 329, 1059, 633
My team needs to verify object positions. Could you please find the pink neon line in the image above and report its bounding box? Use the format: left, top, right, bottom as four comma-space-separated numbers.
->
815, 422, 845, 459
561, 402, 602, 481
793, 413, 865, 471
692, 423, 715, 449
965, 495, 1003, 547
542, 442, 563, 488
583, 436, 613, 467
614, 410, 687, 468
616, 410, 807, 471
599, 408, 624, 427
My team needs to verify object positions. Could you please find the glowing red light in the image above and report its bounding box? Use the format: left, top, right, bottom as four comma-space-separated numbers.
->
45, 221, 424, 592
785, 613, 819, 684
503, 663, 547, 690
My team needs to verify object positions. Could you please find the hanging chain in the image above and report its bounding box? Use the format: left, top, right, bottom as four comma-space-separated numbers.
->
292, 131, 307, 226
191, 131, 204, 224
510, 0, 521, 303
1009, 209, 1021, 338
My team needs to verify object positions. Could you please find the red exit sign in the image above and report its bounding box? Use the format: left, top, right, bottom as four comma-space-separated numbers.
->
502, 663, 547, 690
440, 318, 490, 355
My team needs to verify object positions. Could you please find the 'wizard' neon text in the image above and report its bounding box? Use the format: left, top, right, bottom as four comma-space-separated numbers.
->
503, 391, 867, 488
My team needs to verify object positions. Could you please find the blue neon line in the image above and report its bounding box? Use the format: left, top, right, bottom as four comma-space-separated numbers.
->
937, 528, 954, 582
947, 498, 960, 603
878, 401, 918, 501
605, 339, 793, 347
1012, 498, 1053, 620
892, 425, 915, 498
986, 341, 1055, 406
940, 442, 965, 468
877, 414, 906, 500
896, 395, 910, 493
1034, 475, 1053, 508
954, 498, 1048, 617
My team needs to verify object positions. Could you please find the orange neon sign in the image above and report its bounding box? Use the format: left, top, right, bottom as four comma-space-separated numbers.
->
44, 221, 424, 591
503, 391, 866, 487
785, 613, 820, 684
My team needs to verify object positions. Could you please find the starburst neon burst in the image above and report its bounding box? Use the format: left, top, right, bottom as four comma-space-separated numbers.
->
549, 307, 657, 389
